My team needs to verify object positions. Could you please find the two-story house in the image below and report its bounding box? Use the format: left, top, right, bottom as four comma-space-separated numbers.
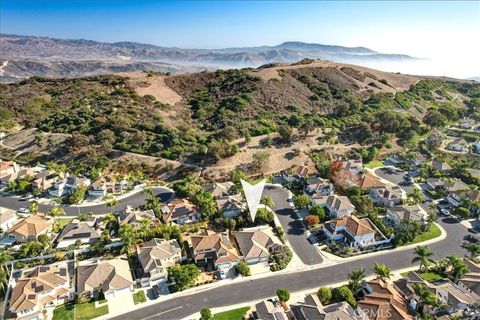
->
136, 238, 184, 287
306, 177, 334, 196
232, 226, 282, 265
162, 198, 201, 225
55, 218, 101, 248
386, 205, 426, 227
310, 195, 355, 218
369, 186, 404, 207
5, 214, 52, 244
447, 138, 469, 153
323, 215, 385, 249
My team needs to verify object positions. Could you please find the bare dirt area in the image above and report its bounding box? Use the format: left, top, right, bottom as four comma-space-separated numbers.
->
202, 130, 362, 181
126, 72, 183, 105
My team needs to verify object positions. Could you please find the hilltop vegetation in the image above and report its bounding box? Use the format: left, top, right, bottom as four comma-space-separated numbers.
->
0, 63, 479, 175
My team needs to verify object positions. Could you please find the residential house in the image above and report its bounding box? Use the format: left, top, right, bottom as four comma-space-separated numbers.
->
358, 172, 386, 190
410, 152, 427, 167
369, 186, 404, 207
395, 271, 480, 317
458, 259, 480, 296
76, 257, 134, 300
216, 195, 245, 218
311, 195, 355, 218
282, 165, 310, 183
203, 181, 234, 198
306, 177, 334, 196
466, 190, 480, 215
190, 230, 240, 278
252, 299, 288, 320
232, 226, 282, 265
0, 161, 22, 185
458, 118, 476, 129
118, 205, 159, 229
0, 208, 18, 231
386, 205, 426, 227
5, 214, 52, 243
162, 198, 201, 225
55, 219, 101, 248
31, 169, 56, 192
340, 159, 363, 175
432, 160, 452, 173
8, 263, 73, 319
426, 178, 469, 195
49, 175, 91, 197
136, 238, 184, 287
447, 138, 469, 153
473, 141, 480, 154
358, 279, 413, 320
323, 215, 386, 249
289, 293, 364, 320
0, 167, 35, 185
89, 176, 112, 198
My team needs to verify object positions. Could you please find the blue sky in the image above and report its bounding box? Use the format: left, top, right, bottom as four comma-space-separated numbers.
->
1, 1, 479, 77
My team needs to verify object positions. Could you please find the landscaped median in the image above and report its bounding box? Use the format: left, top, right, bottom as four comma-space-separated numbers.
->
52, 300, 109, 320
407, 223, 442, 245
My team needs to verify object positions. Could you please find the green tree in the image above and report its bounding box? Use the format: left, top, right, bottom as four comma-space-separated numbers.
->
119, 224, 137, 254
407, 188, 423, 205
48, 206, 65, 221
168, 264, 200, 292
347, 268, 365, 297
29, 201, 39, 214
333, 286, 356, 307
235, 261, 251, 276
200, 307, 211, 320
317, 287, 332, 304
412, 246, 434, 271
446, 255, 469, 281
276, 288, 290, 302
103, 213, 119, 234
260, 196, 274, 209
278, 125, 293, 143
69, 185, 87, 204
464, 243, 480, 261
252, 151, 270, 170
373, 263, 392, 281
413, 283, 441, 315
309, 205, 325, 220
293, 194, 309, 209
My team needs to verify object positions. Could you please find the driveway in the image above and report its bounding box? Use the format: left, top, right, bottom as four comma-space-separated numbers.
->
264, 187, 323, 265
0, 186, 174, 216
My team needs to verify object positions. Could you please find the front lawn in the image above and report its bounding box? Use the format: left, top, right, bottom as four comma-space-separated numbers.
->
365, 160, 384, 169
211, 307, 250, 320
401, 270, 444, 282
409, 224, 442, 244
132, 291, 147, 305
52, 301, 109, 320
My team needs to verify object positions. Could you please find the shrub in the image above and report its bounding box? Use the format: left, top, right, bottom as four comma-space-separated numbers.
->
317, 287, 332, 304
276, 288, 290, 302
333, 286, 356, 307
200, 307, 211, 320
235, 261, 251, 276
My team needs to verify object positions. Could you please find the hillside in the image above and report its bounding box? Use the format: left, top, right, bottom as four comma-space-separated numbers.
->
0, 60, 478, 180
0, 34, 416, 80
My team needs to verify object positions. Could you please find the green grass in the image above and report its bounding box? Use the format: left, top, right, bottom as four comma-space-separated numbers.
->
365, 160, 384, 169
211, 307, 250, 320
401, 271, 444, 282
132, 291, 147, 305
52, 301, 109, 320
409, 224, 442, 244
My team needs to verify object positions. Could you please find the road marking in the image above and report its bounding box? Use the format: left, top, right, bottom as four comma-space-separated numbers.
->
142, 306, 183, 320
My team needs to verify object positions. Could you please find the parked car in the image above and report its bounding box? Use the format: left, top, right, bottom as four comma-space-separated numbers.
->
151, 285, 161, 299
438, 208, 451, 216
464, 234, 480, 243
18, 207, 29, 214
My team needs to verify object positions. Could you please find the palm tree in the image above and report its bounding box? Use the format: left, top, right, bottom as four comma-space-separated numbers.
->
463, 243, 480, 261
426, 210, 438, 227
446, 255, 469, 282
105, 197, 118, 213
260, 196, 275, 209
373, 263, 392, 281
48, 206, 65, 221
413, 283, 441, 315
102, 213, 119, 234
0, 269, 8, 294
412, 246, 434, 271
119, 224, 137, 254
347, 268, 365, 297
29, 201, 39, 213
139, 219, 152, 241
0, 249, 12, 293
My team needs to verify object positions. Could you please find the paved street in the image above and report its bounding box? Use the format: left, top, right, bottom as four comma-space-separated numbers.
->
264, 187, 323, 266
0, 187, 173, 216
112, 215, 467, 320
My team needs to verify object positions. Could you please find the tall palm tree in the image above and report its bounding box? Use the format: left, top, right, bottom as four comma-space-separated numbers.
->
29, 201, 39, 213
446, 255, 469, 282
413, 283, 441, 315
463, 243, 480, 261
0, 269, 9, 294
373, 263, 392, 281
139, 219, 152, 241
48, 206, 65, 221
119, 224, 137, 255
102, 213, 119, 234
412, 246, 434, 271
347, 268, 365, 297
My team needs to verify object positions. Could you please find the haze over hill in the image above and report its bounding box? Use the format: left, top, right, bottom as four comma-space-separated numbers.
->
0, 34, 417, 81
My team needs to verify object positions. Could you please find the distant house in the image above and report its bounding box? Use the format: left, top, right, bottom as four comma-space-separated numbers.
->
31, 169, 56, 192
458, 118, 476, 129
216, 195, 245, 218
55, 219, 101, 248
323, 215, 384, 249
118, 205, 159, 229
431, 159, 452, 172
369, 185, 404, 207
89, 176, 110, 198
5, 214, 52, 243
136, 238, 184, 287
9, 263, 74, 319
0, 208, 18, 231
203, 182, 234, 198
252, 299, 288, 320
282, 164, 310, 183
358, 172, 386, 190
161, 198, 201, 225
0, 160, 20, 178
289, 293, 363, 320
358, 279, 413, 320
190, 230, 239, 278
447, 138, 469, 152
232, 226, 282, 265
306, 177, 334, 196
426, 178, 469, 196
0, 167, 34, 185
386, 205, 426, 227
458, 259, 480, 296
49, 175, 91, 197
77, 257, 134, 300
340, 159, 363, 175
310, 195, 355, 218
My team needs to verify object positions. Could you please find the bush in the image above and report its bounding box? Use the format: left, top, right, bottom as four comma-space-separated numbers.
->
276, 288, 290, 302
200, 307, 211, 320
455, 206, 471, 219
293, 194, 309, 209
309, 205, 326, 220
317, 287, 332, 304
333, 286, 356, 307
235, 261, 251, 276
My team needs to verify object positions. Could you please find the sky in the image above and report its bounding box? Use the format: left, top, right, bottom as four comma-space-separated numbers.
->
1, 1, 480, 78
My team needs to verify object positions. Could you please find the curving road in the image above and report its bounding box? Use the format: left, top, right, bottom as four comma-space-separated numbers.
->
0, 187, 174, 216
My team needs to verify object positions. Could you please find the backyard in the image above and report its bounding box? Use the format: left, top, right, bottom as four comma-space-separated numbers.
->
52, 301, 109, 320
